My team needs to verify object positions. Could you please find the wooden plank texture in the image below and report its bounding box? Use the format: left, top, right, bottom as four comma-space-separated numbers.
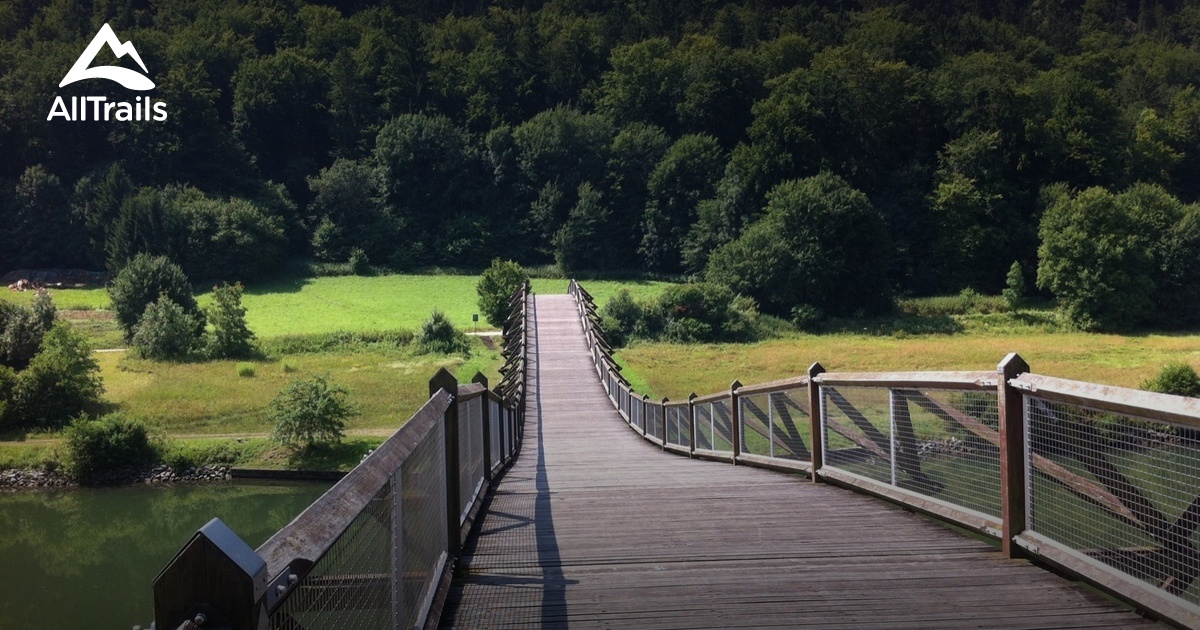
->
438, 295, 1156, 629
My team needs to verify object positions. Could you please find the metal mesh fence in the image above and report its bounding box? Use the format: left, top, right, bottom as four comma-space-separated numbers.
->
269, 482, 396, 629
646, 403, 663, 441
665, 404, 690, 448
268, 418, 449, 630
631, 396, 643, 431
1025, 396, 1200, 605
489, 398, 502, 471
457, 396, 484, 524
739, 389, 811, 463
400, 420, 449, 628
820, 386, 1002, 518
694, 399, 733, 453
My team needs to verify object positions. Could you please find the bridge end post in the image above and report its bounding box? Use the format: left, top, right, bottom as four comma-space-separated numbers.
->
998, 352, 1030, 558
808, 363, 826, 482
730, 380, 742, 465
660, 397, 669, 450
153, 517, 266, 630
431, 368, 462, 559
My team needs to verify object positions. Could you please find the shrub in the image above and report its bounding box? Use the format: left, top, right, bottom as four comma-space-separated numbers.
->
131, 295, 202, 360
418, 310, 471, 354
0, 290, 56, 370
281, 361, 297, 373
109, 253, 204, 342
600, 289, 641, 347
205, 282, 257, 359
64, 414, 159, 481
237, 363, 256, 377
1003, 262, 1026, 311
651, 283, 753, 343
1141, 363, 1200, 398
349, 248, 370, 276
270, 375, 358, 449
11, 323, 104, 429
477, 259, 529, 327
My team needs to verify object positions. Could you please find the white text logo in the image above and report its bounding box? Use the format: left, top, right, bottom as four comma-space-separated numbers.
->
48, 23, 167, 122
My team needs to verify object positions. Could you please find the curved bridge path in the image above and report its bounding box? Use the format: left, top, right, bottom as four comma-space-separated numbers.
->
439, 295, 1155, 628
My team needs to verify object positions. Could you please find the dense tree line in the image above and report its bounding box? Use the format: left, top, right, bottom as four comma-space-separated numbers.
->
4, 1, 1200, 329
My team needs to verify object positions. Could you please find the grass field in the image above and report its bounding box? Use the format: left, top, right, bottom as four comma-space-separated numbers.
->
617, 311, 1200, 400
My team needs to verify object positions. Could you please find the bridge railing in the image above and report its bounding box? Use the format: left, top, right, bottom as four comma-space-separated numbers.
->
153, 281, 530, 630
567, 279, 1200, 629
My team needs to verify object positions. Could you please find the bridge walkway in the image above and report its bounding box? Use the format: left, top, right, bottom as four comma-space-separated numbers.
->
438, 294, 1156, 628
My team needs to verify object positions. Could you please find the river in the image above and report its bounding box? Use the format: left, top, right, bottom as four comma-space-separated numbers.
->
0, 480, 331, 629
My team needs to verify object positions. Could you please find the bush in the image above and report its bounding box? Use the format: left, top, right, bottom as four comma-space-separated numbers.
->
131, 295, 202, 360
418, 310, 471, 354
11, 323, 104, 429
1141, 363, 1200, 398
600, 289, 641, 347
109, 253, 204, 342
270, 375, 358, 449
205, 282, 257, 359
349, 248, 370, 276
237, 363, 256, 377
64, 414, 159, 481
477, 259, 529, 327
0, 365, 16, 426
0, 290, 56, 370
652, 283, 753, 343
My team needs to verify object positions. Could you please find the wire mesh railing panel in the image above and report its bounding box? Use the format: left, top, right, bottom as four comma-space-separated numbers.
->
894, 388, 1001, 517
695, 400, 733, 453
269, 482, 395, 630
739, 390, 811, 462
489, 399, 502, 470
647, 404, 663, 440
821, 386, 893, 484
400, 421, 448, 629
665, 405, 690, 448
632, 398, 643, 431
1026, 396, 1200, 606
457, 396, 484, 523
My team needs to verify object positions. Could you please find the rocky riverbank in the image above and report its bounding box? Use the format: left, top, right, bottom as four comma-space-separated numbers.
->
0, 465, 233, 490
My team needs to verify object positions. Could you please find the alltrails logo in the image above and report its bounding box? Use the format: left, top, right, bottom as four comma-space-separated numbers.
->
47, 23, 168, 122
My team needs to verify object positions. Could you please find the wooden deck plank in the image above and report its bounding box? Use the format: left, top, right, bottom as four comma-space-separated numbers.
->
439, 295, 1158, 628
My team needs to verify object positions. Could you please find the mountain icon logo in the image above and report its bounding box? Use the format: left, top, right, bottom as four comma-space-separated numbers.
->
59, 23, 155, 91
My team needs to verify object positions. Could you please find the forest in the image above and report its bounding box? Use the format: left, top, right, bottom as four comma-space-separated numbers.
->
3, 0, 1200, 330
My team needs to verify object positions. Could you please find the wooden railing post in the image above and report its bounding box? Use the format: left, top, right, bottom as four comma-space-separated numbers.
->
641, 394, 650, 435
808, 362, 826, 482
661, 397, 669, 449
687, 393, 697, 457
730, 380, 742, 465
998, 353, 1029, 558
430, 368, 461, 558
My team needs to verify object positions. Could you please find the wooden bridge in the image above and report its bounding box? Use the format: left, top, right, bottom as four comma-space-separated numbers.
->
153, 283, 1200, 629
439, 294, 1154, 628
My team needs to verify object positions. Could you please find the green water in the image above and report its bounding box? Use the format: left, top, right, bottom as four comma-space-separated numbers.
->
0, 480, 331, 629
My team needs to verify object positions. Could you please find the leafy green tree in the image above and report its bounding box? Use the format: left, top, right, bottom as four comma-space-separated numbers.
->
132, 295, 203, 361
12, 322, 104, 429
71, 163, 133, 268
640, 134, 724, 272
0, 290, 55, 370
706, 173, 891, 318
308, 158, 395, 264
477, 259, 529, 327
270, 375, 358, 449
105, 189, 189, 273
177, 192, 287, 283
232, 49, 331, 202
1003, 262, 1026, 311
373, 113, 480, 265
555, 183, 611, 273
206, 282, 257, 360
1037, 187, 1156, 330
604, 123, 672, 264
109, 254, 204, 342
7, 165, 84, 269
